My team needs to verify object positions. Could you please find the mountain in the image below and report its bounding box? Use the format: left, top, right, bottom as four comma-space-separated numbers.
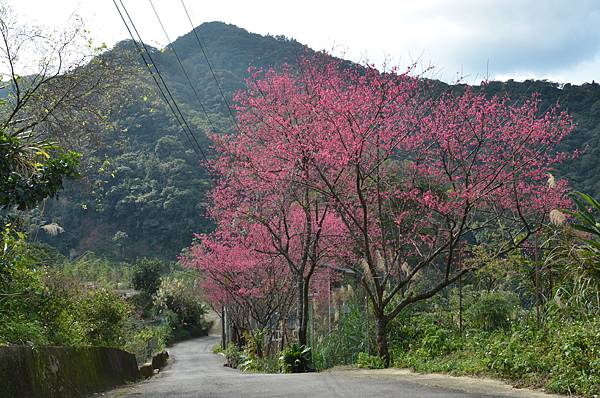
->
38, 22, 600, 260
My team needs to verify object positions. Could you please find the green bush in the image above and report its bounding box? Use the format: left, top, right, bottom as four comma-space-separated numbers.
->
483, 319, 600, 396
128, 291, 154, 318
545, 319, 600, 396
224, 343, 243, 368
0, 242, 134, 349
388, 312, 461, 361
417, 327, 461, 358
124, 324, 169, 364
131, 258, 170, 295
239, 355, 279, 373
466, 290, 519, 331
77, 288, 132, 347
235, 330, 278, 373
356, 352, 385, 369
22, 242, 64, 268
0, 315, 49, 346
279, 344, 314, 373
483, 326, 550, 381
0, 239, 64, 346
388, 318, 600, 397
61, 253, 130, 288
0, 238, 187, 363
153, 272, 212, 341
313, 296, 371, 370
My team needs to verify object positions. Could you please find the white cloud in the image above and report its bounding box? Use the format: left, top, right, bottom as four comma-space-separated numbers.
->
9, 0, 600, 84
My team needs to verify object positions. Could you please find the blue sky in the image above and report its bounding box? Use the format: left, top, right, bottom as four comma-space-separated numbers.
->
11, 0, 600, 84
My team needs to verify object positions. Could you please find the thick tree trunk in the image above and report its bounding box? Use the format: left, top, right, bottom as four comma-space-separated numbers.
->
302, 277, 311, 346
375, 315, 390, 367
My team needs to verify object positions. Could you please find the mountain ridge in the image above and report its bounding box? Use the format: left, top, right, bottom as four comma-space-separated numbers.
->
39, 21, 600, 260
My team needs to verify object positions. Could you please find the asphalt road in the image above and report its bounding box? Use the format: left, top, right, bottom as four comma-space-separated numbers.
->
102, 336, 558, 398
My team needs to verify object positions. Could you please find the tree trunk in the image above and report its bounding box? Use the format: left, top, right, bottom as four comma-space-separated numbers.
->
221, 305, 226, 348
296, 275, 308, 346
375, 315, 390, 367
301, 277, 312, 346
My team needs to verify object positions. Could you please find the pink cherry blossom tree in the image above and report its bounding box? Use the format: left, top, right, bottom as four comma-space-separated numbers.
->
205, 69, 349, 346
226, 55, 574, 364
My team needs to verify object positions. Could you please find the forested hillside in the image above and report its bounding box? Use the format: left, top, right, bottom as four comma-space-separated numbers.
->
37, 22, 600, 260
38, 23, 307, 259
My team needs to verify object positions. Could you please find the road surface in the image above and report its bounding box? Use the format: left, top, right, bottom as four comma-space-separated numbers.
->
102, 336, 559, 398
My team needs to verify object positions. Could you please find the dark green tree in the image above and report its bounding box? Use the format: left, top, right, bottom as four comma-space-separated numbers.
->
131, 258, 170, 295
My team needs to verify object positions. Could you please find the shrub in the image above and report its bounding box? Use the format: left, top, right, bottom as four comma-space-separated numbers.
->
544, 319, 600, 396
131, 258, 170, 295
236, 329, 278, 373
153, 273, 212, 341
239, 355, 279, 373
466, 290, 519, 331
0, 315, 49, 346
61, 252, 130, 288
0, 239, 64, 346
224, 343, 242, 368
77, 288, 132, 347
124, 324, 169, 364
482, 319, 600, 396
356, 352, 385, 369
313, 295, 371, 370
483, 326, 550, 380
22, 242, 64, 268
388, 312, 461, 360
279, 344, 314, 373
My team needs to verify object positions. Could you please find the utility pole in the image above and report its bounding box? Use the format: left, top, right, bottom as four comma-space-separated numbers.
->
328, 274, 332, 333
221, 305, 227, 348
458, 246, 463, 338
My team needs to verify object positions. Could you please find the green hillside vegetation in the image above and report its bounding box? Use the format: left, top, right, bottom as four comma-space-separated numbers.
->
36, 23, 307, 260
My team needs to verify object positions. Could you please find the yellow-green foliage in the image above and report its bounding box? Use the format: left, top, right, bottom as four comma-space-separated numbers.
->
1, 239, 144, 352
60, 252, 131, 288
356, 352, 385, 369
124, 325, 170, 364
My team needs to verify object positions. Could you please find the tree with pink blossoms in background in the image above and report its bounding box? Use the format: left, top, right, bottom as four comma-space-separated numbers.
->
204, 75, 349, 346
184, 225, 295, 347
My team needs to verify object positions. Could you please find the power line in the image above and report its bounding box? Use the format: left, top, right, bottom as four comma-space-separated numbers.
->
118, 0, 208, 161
111, 0, 197, 156
179, 0, 240, 133
112, 0, 208, 162
148, 0, 216, 133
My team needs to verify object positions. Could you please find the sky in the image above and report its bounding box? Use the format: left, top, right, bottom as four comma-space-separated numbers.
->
10, 0, 600, 84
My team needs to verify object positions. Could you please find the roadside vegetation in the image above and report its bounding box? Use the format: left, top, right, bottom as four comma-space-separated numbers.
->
0, 238, 211, 363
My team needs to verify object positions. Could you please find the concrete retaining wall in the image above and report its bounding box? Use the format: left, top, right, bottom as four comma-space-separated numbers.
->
0, 346, 139, 398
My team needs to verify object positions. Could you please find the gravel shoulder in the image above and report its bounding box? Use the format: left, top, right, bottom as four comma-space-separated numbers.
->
332, 368, 564, 398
